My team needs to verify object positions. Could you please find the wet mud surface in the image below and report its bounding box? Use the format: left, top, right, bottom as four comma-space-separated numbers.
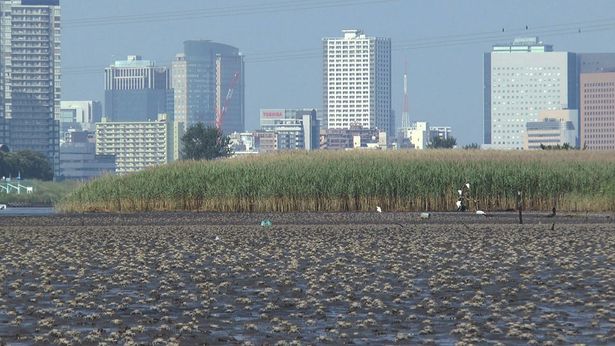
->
0, 213, 614, 345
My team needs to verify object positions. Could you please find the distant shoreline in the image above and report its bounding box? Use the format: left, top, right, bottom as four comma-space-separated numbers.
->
0, 211, 612, 227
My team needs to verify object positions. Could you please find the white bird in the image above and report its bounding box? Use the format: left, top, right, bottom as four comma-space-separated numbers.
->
458, 190, 463, 196
465, 183, 470, 189
215, 236, 220, 241
476, 210, 486, 216
376, 206, 382, 213
456, 201, 462, 209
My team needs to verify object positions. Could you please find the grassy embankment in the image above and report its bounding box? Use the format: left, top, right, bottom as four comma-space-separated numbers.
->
58, 150, 615, 212
58, 150, 615, 213
0, 180, 82, 206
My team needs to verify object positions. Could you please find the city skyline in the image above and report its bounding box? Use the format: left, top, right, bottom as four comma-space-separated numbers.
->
61, 0, 615, 145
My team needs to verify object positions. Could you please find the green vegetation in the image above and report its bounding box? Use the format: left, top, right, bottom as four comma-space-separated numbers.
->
427, 136, 457, 149
463, 143, 481, 150
181, 123, 233, 160
59, 150, 615, 213
540, 143, 574, 150
0, 180, 82, 206
0, 150, 53, 181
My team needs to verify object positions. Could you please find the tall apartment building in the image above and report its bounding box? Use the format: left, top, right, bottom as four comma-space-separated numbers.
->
323, 30, 392, 136
173, 40, 244, 134
484, 37, 578, 149
580, 72, 615, 150
104, 55, 172, 122
95, 114, 184, 174
0, 0, 61, 176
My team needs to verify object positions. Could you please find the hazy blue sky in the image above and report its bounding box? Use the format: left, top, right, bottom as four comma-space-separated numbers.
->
62, 0, 615, 144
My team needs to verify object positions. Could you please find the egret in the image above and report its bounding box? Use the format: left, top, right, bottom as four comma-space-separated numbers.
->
476, 210, 487, 216
215, 236, 220, 241
465, 183, 470, 189
456, 201, 462, 209
376, 206, 382, 213
458, 190, 462, 196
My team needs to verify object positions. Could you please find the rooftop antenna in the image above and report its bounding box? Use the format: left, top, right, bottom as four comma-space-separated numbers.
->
402, 61, 410, 129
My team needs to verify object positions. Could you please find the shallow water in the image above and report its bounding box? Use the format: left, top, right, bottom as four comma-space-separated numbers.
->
0, 207, 55, 217
0, 216, 614, 344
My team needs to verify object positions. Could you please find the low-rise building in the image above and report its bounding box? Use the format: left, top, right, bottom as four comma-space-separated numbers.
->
320, 127, 385, 150
430, 126, 452, 141
60, 101, 103, 132
404, 122, 430, 150
259, 109, 321, 151
59, 131, 115, 180
398, 122, 454, 149
523, 110, 578, 150
95, 114, 184, 174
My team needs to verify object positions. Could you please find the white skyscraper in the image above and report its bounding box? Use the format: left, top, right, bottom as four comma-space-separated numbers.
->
323, 29, 392, 135
484, 37, 578, 150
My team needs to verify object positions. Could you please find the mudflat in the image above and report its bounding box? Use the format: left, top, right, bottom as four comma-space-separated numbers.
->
1, 212, 614, 345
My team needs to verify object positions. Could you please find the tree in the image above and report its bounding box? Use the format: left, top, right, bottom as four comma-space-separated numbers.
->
463, 143, 480, 150
181, 123, 233, 160
539, 143, 575, 151
428, 136, 457, 149
0, 150, 52, 181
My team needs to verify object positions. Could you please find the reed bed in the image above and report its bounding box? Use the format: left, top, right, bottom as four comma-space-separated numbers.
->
58, 150, 615, 213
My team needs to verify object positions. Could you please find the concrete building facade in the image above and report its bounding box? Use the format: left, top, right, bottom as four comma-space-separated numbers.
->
59, 131, 115, 180
405, 121, 429, 150
580, 72, 615, 150
0, 0, 61, 176
319, 127, 384, 150
95, 114, 184, 174
172, 40, 244, 134
323, 30, 392, 135
523, 110, 577, 150
60, 100, 102, 140
484, 37, 578, 149
104, 55, 172, 122
259, 108, 320, 151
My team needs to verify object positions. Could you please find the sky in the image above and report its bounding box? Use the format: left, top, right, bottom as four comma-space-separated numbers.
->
62, 0, 615, 145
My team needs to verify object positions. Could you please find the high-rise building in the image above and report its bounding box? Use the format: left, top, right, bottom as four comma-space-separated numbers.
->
484, 37, 578, 149
172, 40, 244, 134
577, 53, 615, 74
0, 0, 61, 176
104, 55, 172, 122
580, 72, 615, 150
323, 29, 392, 135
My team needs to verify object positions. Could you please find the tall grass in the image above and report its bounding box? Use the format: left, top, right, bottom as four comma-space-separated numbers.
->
58, 150, 615, 213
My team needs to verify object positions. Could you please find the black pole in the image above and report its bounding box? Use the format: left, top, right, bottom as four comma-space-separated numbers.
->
517, 191, 523, 225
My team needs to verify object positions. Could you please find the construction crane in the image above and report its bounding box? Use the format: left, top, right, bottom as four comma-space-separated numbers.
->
215, 71, 241, 130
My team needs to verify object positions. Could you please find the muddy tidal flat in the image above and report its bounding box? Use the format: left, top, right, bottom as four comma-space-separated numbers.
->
1, 212, 614, 345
